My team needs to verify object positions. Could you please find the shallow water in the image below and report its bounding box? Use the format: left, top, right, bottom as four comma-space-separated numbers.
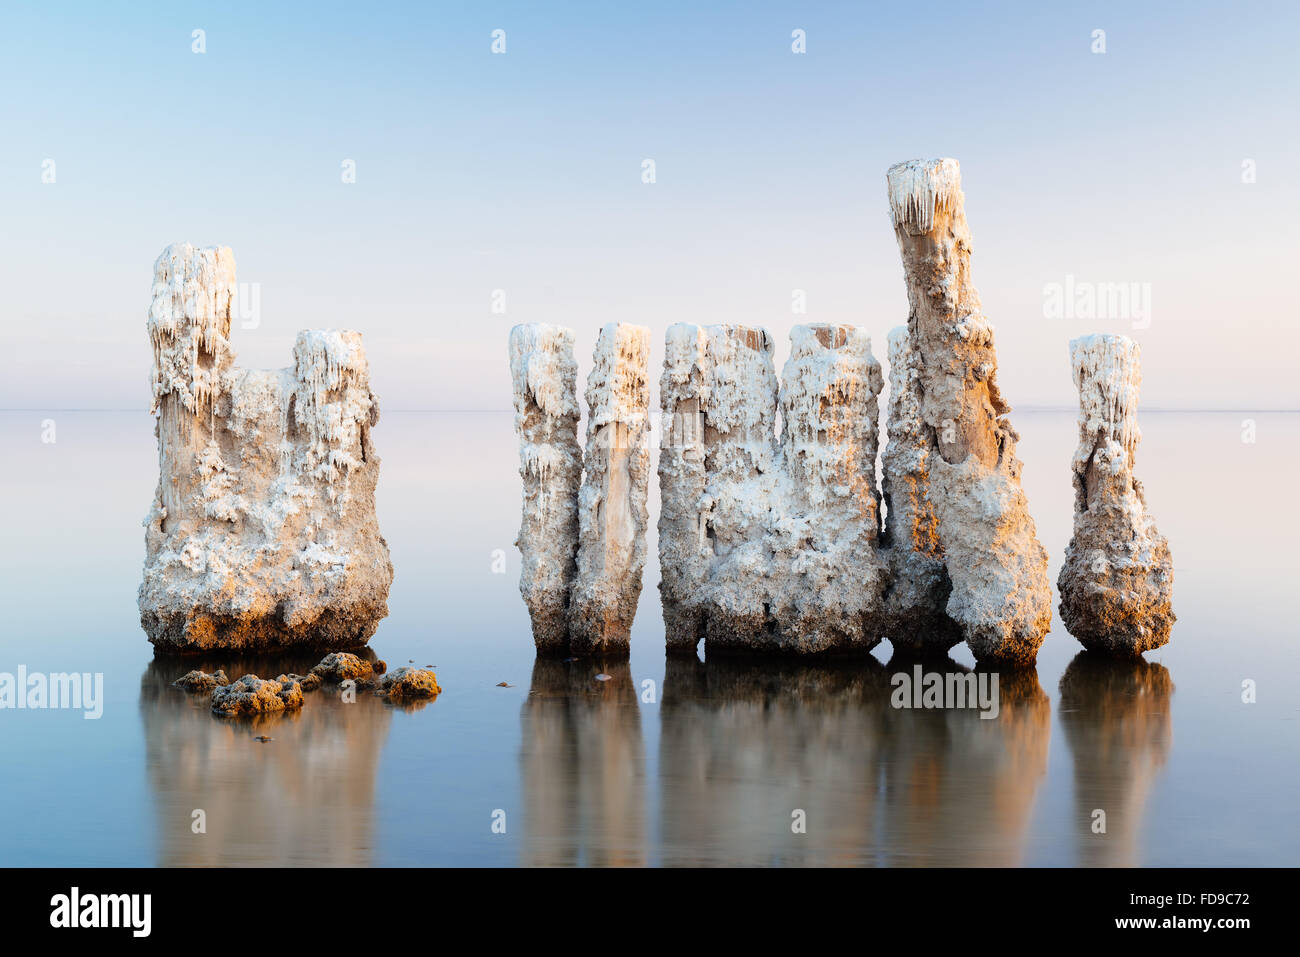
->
0, 410, 1296, 866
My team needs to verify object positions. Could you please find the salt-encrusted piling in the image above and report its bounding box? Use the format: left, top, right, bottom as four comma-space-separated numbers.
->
657, 324, 712, 652
886, 158, 1052, 665
656, 323, 890, 655
880, 327, 962, 655
698, 324, 782, 650
568, 323, 652, 654
511, 322, 650, 656
509, 324, 583, 653
1058, 335, 1174, 654
140, 243, 392, 652
771, 324, 889, 652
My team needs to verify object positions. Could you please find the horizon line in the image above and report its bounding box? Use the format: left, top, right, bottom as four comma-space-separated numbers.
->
2, 406, 1297, 414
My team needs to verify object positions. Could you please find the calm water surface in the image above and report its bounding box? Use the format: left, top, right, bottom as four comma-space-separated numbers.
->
0, 410, 1296, 866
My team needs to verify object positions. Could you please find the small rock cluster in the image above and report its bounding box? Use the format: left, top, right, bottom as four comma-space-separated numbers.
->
172, 652, 439, 717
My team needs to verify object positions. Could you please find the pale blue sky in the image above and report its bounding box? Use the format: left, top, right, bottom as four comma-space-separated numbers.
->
2, 0, 1297, 410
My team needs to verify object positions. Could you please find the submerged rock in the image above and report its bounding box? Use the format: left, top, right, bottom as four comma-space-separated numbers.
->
310, 652, 374, 683
211, 674, 304, 716
1058, 335, 1174, 655
139, 243, 393, 654
276, 672, 322, 692
173, 669, 229, 693
886, 158, 1052, 665
378, 666, 441, 698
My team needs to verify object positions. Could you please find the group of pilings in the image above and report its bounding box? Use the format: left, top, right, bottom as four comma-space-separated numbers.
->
510, 158, 1173, 665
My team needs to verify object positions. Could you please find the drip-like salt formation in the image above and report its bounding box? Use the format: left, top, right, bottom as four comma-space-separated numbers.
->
1058, 335, 1174, 655
140, 243, 392, 652
292, 330, 374, 497
887, 157, 962, 234
887, 158, 1052, 665
510, 322, 651, 656
148, 244, 237, 415
1070, 333, 1142, 461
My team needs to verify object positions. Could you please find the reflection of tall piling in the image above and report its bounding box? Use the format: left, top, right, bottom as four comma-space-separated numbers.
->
1059, 652, 1173, 866
519, 658, 645, 866
139, 651, 392, 865
878, 657, 1050, 865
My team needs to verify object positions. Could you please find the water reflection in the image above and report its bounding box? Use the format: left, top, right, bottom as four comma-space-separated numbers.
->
140, 651, 392, 866
659, 654, 1050, 866
661, 655, 891, 865
1059, 652, 1174, 866
879, 657, 1050, 865
519, 658, 646, 866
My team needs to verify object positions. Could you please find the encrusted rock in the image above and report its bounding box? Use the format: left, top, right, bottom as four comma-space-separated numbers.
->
173, 669, 229, 693
277, 672, 322, 692
377, 666, 441, 698
139, 243, 393, 653
886, 158, 1052, 665
310, 652, 374, 683
1058, 335, 1174, 655
210, 674, 304, 716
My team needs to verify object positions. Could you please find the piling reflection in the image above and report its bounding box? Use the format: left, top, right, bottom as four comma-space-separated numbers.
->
661, 655, 892, 865
1059, 652, 1174, 866
519, 657, 646, 866
658, 653, 1050, 866
879, 656, 1051, 865
139, 651, 392, 866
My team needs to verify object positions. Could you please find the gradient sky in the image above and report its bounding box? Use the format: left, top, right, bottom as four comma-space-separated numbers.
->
2, 0, 1297, 411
